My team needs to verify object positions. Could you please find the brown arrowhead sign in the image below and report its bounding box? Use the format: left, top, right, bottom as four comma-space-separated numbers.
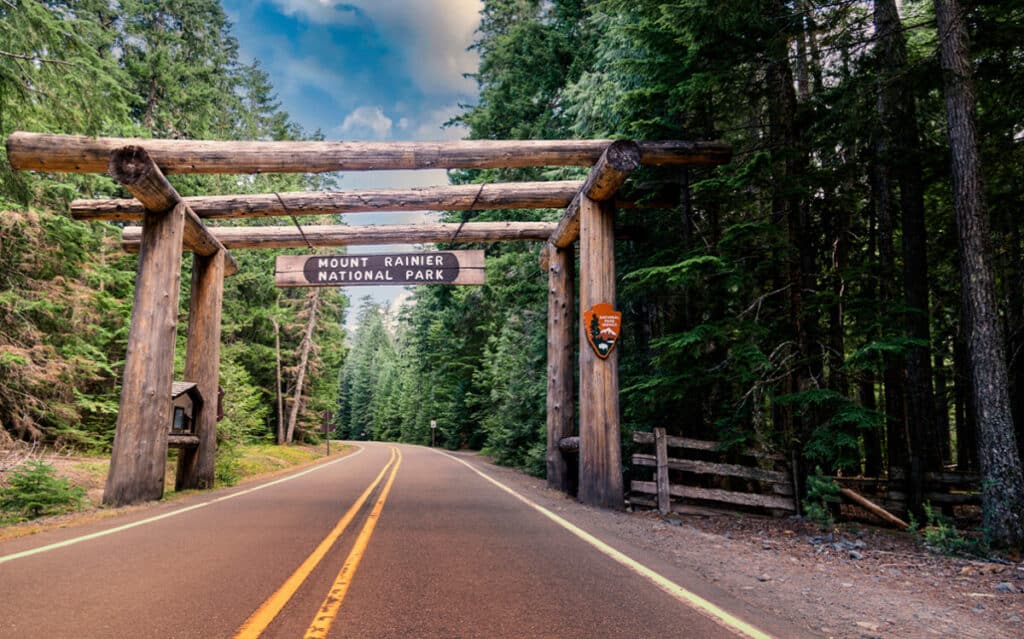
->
583, 303, 622, 359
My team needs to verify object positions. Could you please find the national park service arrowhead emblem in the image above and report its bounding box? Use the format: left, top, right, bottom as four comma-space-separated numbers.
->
583, 303, 622, 360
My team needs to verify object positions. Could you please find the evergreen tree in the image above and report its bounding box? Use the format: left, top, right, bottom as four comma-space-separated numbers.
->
934, 0, 1024, 548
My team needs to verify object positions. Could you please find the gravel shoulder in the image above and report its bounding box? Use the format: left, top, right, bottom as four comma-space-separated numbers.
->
454, 451, 1024, 639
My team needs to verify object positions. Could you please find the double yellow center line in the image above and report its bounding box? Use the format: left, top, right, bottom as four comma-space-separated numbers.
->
234, 446, 402, 639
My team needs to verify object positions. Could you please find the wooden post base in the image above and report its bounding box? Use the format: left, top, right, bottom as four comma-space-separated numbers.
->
577, 196, 623, 509
176, 251, 226, 490
102, 204, 185, 506
546, 245, 575, 493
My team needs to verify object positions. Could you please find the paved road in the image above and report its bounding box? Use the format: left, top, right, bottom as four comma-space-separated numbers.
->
0, 443, 815, 638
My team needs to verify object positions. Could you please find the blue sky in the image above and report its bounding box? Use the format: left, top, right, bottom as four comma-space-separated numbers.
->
221, 0, 484, 315
222, 0, 481, 148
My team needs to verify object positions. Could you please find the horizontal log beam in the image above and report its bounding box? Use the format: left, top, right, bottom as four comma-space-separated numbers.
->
558, 436, 580, 453
885, 490, 980, 505
72, 181, 585, 222
8, 132, 732, 174
122, 222, 558, 251
633, 431, 785, 461
107, 146, 237, 276
631, 454, 790, 485
167, 434, 201, 448
630, 481, 796, 512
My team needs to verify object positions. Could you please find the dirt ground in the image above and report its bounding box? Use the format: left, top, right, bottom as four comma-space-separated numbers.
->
466, 455, 1024, 639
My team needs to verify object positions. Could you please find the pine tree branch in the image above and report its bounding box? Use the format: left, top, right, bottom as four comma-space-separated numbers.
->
0, 49, 75, 66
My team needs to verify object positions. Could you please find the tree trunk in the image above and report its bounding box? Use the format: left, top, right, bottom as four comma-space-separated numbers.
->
861, 201, 884, 477
272, 315, 285, 445
285, 288, 321, 444
871, 154, 908, 477
825, 202, 848, 398
935, 0, 1024, 548
953, 334, 978, 471
766, 0, 819, 492
934, 350, 952, 465
860, 375, 883, 476
874, 0, 940, 520
1008, 205, 1024, 462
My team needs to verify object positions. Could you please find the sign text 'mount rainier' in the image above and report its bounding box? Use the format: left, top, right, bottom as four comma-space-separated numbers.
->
274, 250, 485, 287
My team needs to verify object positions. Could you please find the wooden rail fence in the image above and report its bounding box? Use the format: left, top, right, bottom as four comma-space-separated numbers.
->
628, 428, 796, 516
834, 469, 981, 519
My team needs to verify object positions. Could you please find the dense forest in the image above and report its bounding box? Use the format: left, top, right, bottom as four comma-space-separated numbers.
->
2, 1, 1023, 547
335, 0, 1024, 547
0, 1, 345, 481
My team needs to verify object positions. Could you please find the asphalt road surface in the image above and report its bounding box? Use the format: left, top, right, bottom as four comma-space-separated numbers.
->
0, 443, 816, 638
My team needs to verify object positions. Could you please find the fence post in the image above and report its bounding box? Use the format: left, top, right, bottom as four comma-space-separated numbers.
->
655, 427, 670, 514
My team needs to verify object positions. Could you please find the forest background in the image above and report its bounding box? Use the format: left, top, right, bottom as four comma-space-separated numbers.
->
2, 1, 1023, 546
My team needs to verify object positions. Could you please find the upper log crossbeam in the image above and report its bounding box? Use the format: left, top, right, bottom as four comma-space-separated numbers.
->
108, 146, 238, 276
72, 181, 586, 222
539, 138, 732, 268
121, 222, 558, 251
8, 132, 732, 174
540, 140, 640, 269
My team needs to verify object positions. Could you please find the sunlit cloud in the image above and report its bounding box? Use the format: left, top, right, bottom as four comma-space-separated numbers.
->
338, 106, 394, 139
263, 0, 481, 94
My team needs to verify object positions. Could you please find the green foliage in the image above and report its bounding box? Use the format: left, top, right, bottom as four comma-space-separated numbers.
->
0, 461, 86, 521
918, 502, 990, 558
776, 389, 884, 472
477, 312, 547, 476
802, 468, 840, 530
1, 1, 345, 452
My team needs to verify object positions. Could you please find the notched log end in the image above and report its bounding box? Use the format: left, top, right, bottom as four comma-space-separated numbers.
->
108, 146, 156, 185
604, 140, 642, 172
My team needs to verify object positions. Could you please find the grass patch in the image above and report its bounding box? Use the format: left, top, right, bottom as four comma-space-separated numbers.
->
70, 461, 108, 481
232, 443, 351, 478
0, 442, 355, 540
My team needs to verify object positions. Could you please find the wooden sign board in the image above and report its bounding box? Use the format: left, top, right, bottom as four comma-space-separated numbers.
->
275, 250, 485, 288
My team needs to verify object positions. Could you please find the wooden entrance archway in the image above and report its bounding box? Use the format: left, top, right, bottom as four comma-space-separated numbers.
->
7, 132, 730, 508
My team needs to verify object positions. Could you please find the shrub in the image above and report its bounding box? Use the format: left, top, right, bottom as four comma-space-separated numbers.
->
920, 502, 989, 558
803, 467, 840, 529
0, 460, 86, 521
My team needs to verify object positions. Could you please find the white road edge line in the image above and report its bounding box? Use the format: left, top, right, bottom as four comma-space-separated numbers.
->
436, 450, 775, 639
0, 446, 365, 565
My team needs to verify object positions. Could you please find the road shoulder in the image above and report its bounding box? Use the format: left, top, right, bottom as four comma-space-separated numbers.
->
446, 450, 1024, 639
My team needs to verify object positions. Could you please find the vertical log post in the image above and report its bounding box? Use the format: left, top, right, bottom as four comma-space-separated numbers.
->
176, 250, 226, 490
572, 141, 638, 509
654, 427, 671, 514
546, 244, 575, 492
578, 195, 624, 509
102, 202, 186, 506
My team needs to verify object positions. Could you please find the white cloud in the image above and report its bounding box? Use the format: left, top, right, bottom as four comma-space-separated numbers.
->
336, 102, 465, 143
407, 104, 467, 141
266, 0, 482, 95
338, 106, 394, 139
